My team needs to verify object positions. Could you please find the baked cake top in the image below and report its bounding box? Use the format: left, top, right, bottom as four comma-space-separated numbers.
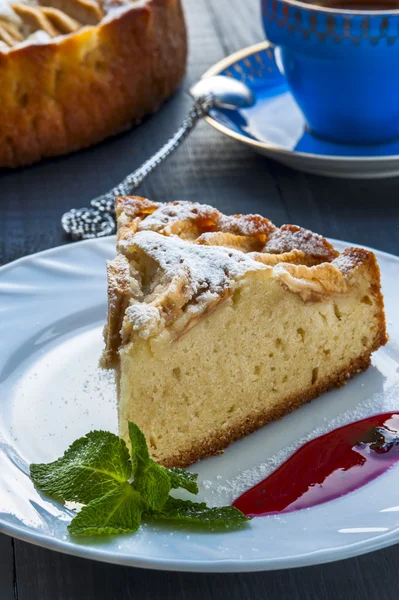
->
115, 196, 338, 260
0, 0, 137, 49
102, 196, 379, 366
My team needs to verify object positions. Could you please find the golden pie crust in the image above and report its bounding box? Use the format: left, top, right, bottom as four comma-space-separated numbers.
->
0, 0, 187, 167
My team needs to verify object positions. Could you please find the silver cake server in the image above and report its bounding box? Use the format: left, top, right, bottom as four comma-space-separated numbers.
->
61, 76, 254, 240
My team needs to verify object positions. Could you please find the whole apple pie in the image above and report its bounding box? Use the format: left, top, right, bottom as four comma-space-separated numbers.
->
0, 0, 186, 167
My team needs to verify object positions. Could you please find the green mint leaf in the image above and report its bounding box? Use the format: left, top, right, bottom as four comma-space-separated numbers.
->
147, 497, 250, 529
128, 422, 170, 510
128, 422, 150, 476
128, 420, 198, 498
68, 483, 144, 537
134, 462, 171, 511
30, 431, 131, 504
167, 468, 199, 495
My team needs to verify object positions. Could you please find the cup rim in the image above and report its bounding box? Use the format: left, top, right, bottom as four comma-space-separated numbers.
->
272, 0, 399, 16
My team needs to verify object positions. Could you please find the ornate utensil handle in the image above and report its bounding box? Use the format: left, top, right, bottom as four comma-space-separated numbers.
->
62, 95, 213, 240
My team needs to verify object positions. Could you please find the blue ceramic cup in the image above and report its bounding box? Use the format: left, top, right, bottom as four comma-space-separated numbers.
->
262, 0, 399, 145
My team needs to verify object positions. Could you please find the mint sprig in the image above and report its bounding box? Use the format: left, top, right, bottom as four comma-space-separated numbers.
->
128, 422, 171, 511
30, 422, 250, 537
147, 497, 249, 528
167, 467, 198, 494
128, 422, 150, 476
30, 431, 131, 504
68, 483, 145, 537
133, 461, 171, 511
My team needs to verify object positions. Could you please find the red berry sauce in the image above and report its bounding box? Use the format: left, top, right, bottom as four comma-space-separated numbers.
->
233, 412, 399, 517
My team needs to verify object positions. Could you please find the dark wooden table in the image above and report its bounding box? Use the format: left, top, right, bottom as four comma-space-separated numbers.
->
1, 0, 399, 598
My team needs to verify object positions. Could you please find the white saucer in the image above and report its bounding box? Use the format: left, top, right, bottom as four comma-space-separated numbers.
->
203, 42, 399, 179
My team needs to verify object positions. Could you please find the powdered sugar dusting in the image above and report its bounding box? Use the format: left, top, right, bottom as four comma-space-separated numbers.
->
265, 225, 337, 259
219, 214, 275, 237
138, 202, 218, 232
118, 230, 268, 336
116, 199, 341, 263
112, 202, 352, 347
132, 230, 267, 294
132, 200, 275, 240
333, 248, 368, 275
125, 304, 162, 339
333, 253, 357, 274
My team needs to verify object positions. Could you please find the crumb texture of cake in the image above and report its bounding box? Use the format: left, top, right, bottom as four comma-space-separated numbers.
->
103, 198, 388, 467
0, 0, 186, 167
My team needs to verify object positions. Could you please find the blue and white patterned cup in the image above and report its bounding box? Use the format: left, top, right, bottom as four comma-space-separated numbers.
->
262, 0, 399, 145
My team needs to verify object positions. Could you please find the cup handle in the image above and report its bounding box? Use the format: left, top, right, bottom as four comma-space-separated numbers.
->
274, 46, 285, 77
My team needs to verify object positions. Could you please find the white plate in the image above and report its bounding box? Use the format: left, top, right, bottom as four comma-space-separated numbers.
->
1, 238, 399, 572
203, 42, 399, 179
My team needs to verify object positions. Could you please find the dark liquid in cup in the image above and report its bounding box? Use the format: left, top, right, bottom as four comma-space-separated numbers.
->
305, 0, 399, 9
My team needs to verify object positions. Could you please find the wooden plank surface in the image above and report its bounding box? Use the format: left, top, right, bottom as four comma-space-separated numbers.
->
9, 541, 399, 600
1, 0, 399, 597
0, 535, 15, 600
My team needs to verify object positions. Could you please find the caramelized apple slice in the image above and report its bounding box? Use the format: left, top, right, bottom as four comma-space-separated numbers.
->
38, 0, 103, 25
252, 249, 317, 266
275, 262, 349, 302
12, 4, 58, 36
196, 232, 263, 253
41, 7, 81, 33
0, 20, 23, 46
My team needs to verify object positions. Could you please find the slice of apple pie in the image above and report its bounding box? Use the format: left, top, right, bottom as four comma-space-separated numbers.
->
102, 197, 387, 467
